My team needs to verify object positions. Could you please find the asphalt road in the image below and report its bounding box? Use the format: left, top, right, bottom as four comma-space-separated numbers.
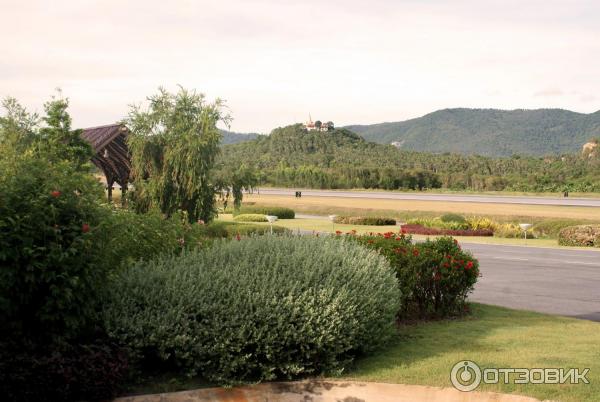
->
258, 188, 600, 207
463, 243, 600, 321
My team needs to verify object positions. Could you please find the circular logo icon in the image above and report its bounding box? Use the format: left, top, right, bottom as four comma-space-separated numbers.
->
450, 360, 482, 392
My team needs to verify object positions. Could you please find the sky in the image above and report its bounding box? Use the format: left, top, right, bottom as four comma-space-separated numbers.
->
1, 0, 599, 133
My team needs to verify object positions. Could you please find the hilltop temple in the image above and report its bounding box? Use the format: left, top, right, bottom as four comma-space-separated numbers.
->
304, 115, 334, 132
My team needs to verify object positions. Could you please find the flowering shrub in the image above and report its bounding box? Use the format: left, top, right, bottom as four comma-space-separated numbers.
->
0, 155, 107, 343
334, 216, 396, 225
400, 224, 493, 237
104, 236, 399, 384
350, 233, 480, 319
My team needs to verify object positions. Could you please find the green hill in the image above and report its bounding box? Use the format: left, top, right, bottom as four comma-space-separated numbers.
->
346, 108, 600, 156
219, 124, 600, 192
219, 129, 262, 145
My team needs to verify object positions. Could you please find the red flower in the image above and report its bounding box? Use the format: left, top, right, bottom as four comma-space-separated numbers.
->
51, 190, 61, 198
335, 230, 342, 235
466, 261, 474, 270
82, 223, 90, 233
412, 248, 419, 257
236, 233, 241, 241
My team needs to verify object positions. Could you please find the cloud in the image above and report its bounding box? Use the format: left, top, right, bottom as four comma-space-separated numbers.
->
534, 88, 565, 97
1, 0, 599, 132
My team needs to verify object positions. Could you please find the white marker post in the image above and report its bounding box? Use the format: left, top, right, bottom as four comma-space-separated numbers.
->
519, 223, 532, 244
328, 215, 338, 233
266, 215, 278, 234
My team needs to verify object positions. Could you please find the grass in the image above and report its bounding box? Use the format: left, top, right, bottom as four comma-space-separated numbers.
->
340, 304, 600, 402
124, 304, 599, 401
243, 193, 600, 221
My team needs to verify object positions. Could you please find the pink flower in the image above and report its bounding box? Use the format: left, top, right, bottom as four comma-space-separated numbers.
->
51, 190, 61, 198
236, 233, 241, 241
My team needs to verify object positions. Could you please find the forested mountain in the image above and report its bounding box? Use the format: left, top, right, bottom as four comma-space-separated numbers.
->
346, 108, 600, 156
219, 124, 600, 192
219, 129, 262, 145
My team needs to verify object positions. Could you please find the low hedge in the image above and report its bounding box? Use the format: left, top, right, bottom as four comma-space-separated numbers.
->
401, 224, 493, 237
233, 213, 268, 222
351, 233, 479, 319
231, 205, 295, 219
104, 236, 399, 384
334, 216, 396, 225
558, 225, 600, 247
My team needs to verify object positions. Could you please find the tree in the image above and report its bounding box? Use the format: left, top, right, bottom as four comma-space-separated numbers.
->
326, 121, 334, 131
38, 91, 93, 170
125, 87, 230, 223
215, 164, 257, 210
314, 120, 322, 130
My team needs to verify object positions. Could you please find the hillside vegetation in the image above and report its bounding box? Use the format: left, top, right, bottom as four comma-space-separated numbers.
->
346, 108, 600, 156
219, 129, 262, 145
219, 124, 600, 192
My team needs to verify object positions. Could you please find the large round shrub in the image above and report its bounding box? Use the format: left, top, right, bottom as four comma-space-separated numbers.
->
558, 225, 600, 247
103, 235, 399, 384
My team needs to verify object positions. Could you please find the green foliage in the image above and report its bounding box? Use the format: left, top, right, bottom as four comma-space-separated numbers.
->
125, 87, 230, 223
104, 236, 399, 384
38, 92, 93, 169
233, 213, 267, 222
440, 213, 466, 223
334, 216, 396, 225
347, 108, 600, 156
352, 234, 479, 319
406, 217, 470, 231
0, 154, 106, 342
214, 164, 258, 210
558, 225, 600, 247
493, 223, 536, 239
220, 123, 600, 192
231, 205, 296, 219
0, 338, 129, 402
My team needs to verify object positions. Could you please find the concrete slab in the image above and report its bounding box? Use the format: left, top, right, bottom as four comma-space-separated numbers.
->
115, 380, 545, 402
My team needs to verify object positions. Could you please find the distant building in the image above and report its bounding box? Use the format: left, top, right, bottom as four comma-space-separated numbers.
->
304, 115, 334, 131
391, 141, 404, 148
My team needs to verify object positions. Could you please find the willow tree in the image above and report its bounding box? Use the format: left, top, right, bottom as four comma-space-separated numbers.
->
125, 87, 230, 223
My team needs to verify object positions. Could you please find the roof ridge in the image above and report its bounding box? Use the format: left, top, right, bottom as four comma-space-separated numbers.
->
82, 123, 124, 130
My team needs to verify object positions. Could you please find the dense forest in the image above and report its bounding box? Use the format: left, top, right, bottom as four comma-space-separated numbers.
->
346, 108, 600, 156
219, 129, 262, 145
218, 124, 600, 192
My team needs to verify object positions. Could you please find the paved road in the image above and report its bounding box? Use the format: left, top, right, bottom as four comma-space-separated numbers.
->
463, 243, 600, 321
258, 188, 600, 207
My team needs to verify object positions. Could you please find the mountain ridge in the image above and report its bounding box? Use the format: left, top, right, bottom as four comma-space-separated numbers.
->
344, 108, 600, 156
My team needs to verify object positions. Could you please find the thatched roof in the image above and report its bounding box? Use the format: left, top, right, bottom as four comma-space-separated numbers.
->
81, 124, 131, 186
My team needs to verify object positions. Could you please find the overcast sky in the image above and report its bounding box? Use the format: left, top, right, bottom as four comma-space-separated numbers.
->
1, 0, 599, 133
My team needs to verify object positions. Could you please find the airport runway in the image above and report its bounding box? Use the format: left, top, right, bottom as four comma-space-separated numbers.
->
463, 243, 600, 321
258, 188, 600, 207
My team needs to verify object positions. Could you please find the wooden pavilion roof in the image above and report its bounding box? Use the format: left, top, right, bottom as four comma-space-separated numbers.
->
81, 124, 131, 186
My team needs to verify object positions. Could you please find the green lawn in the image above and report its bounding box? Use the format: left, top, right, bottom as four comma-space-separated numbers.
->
340, 304, 600, 402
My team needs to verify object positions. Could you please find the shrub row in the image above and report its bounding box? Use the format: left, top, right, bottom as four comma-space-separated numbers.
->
231, 205, 295, 219
558, 225, 600, 247
400, 224, 493, 237
233, 213, 268, 222
349, 233, 479, 319
104, 236, 399, 384
334, 216, 396, 225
